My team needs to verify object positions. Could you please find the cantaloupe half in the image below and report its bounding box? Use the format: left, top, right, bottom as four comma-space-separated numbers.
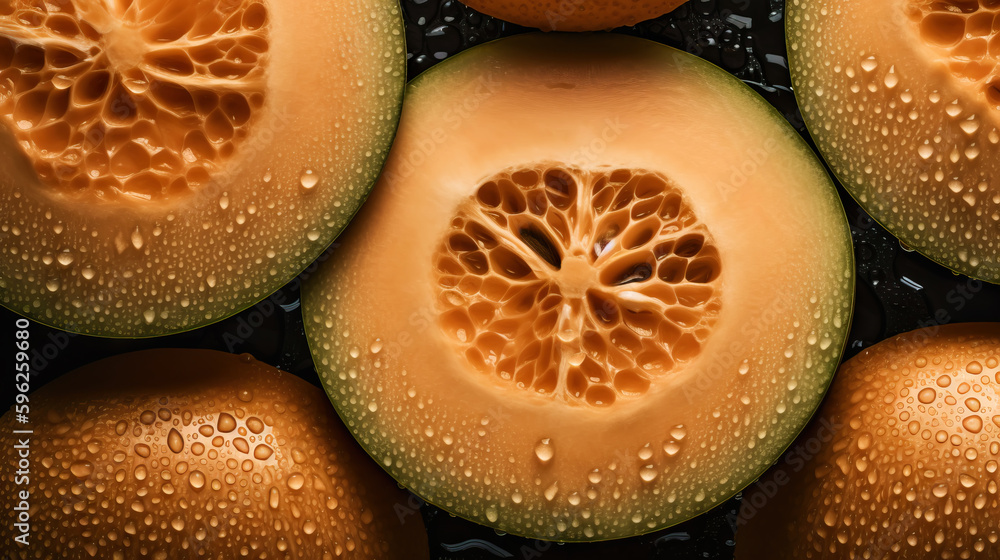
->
788, 0, 1000, 282
0, 0, 405, 337
459, 0, 688, 32
302, 33, 855, 541
0, 349, 429, 559
736, 323, 1000, 559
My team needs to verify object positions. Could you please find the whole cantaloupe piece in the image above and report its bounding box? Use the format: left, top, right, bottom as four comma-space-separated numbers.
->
461, 0, 688, 31
736, 324, 1000, 559
302, 33, 854, 542
0, 349, 429, 559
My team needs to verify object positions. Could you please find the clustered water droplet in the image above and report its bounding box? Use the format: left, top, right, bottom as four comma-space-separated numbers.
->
9, 348, 420, 557
738, 326, 1000, 557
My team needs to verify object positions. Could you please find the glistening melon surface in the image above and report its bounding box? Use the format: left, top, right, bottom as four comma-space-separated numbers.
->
458, 0, 688, 32
303, 33, 854, 541
0, 0, 405, 336
0, 349, 429, 559
788, 0, 1000, 282
736, 324, 1000, 559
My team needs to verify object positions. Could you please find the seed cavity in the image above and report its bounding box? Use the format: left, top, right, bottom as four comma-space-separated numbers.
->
435, 164, 723, 407
0, 0, 270, 201
914, 0, 1000, 98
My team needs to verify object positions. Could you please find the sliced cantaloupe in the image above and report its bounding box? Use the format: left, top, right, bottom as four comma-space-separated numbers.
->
302, 33, 854, 541
735, 323, 1000, 560
459, 0, 688, 31
0, 349, 429, 559
788, 0, 1000, 282
0, 0, 405, 336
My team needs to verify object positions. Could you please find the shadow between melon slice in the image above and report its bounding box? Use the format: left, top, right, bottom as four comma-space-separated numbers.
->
303, 32, 855, 542
0, 0, 406, 337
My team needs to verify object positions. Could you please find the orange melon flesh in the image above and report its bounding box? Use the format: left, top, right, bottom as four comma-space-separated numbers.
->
0, 349, 428, 559
0, 0, 405, 337
736, 323, 1000, 559
788, 0, 1000, 282
303, 33, 854, 541
460, 0, 688, 32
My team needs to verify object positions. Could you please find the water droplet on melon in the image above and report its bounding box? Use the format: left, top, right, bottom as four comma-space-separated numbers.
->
287, 473, 305, 490
534, 438, 555, 463
963, 415, 983, 433
300, 169, 319, 190
544, 482, 558, 501
639, 465, 658, 482
189, 470, 206, 489
218, 412, 237, 432
167, 428, 184, 453
70, 461, 93, 478
131, 228, 144, 250
883, 69, 898, 89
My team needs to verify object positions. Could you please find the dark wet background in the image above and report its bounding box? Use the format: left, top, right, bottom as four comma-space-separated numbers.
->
4, 0, 1000, 558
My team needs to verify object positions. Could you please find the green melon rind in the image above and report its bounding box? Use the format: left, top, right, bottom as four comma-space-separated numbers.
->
304, 33, 855, 541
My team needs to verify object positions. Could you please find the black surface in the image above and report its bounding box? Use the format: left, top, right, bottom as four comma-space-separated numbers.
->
3, 0, 1000, 558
